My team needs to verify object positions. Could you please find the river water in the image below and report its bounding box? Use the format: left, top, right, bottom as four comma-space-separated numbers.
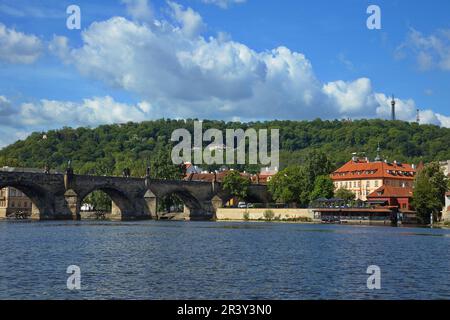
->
0, 221, 449, 300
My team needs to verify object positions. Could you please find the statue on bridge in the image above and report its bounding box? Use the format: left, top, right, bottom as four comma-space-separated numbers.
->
66, 160, 73, 174
122, 168, 131, 178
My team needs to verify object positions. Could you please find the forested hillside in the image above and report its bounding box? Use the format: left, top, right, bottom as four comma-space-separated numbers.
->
0, 118, 449, 177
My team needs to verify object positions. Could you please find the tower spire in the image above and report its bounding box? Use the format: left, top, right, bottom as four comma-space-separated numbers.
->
416, 109, 420, 124
391, 94, 396, 121
375, 142, 382, 162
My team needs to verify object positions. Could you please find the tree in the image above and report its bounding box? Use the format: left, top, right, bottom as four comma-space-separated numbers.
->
1, 119, 450, 176
149, 148, 184, 212
149, 148, 183, 180
304, 150, 333, 185
310, 175, 335, 202
335, 188, 356, 202
412, 162, 449, 224
268, 165, 310, 207
222, 170, 250, 201
84, 190, 112, 212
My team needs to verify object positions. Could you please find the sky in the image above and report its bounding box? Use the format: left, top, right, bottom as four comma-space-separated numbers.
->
0, 0, 449, 147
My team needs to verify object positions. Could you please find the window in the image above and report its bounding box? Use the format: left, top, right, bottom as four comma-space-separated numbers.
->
374, 180, 379, 187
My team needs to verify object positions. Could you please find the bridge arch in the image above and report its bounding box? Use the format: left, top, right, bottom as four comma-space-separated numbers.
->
0, 181, 53, 219
76, 185, 135, 220
147, 186, 205, 219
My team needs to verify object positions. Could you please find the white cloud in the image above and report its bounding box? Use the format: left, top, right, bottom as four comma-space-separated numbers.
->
1, 2, 446, 148
0, 95, 15, 116
0, 22, 43, 64
436, 114, 450, 128
373, 93, 450, 126
168, 1, 205, 37
121, 0, 154, 23
48, 5, 449, 128
17, 96, 155, 127
0, 95, 158, 147
201, 0, 246, 9
396, 28, 450, 71
48, 35, 71, 63
322, 78, 377, 115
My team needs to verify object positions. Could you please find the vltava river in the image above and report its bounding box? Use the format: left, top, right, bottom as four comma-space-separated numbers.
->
0, 221, 449, 299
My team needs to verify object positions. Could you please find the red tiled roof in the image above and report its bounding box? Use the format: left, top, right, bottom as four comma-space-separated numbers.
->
331, 159, 416, 181
367, 185, 413, 198
446, 192, 450, 196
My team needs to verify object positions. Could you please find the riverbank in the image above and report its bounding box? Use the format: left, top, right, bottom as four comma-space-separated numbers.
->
215, 208, 315, 222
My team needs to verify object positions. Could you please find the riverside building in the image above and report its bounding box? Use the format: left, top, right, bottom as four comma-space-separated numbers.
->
330, 150, 417, 202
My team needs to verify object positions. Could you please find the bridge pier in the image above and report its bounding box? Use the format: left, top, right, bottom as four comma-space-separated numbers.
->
144, 190, 158, 220
64, 189, 81, 220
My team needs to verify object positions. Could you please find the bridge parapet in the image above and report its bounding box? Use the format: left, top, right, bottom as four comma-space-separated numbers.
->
0, 170, 270, 221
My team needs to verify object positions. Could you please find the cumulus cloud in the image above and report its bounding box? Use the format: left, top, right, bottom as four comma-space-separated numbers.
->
0, 95, 15, 116
201, 0, 246, 9
121, 0, 154, 23
1, 2, 446, 148
322, 78, 377, 115
168, 1, 205, 37
396, 28, 450, 71
53, 15, 327, 120
17, 96, 155, 127
47, 4, 449, 128
0, 22, 43, 64
0, 95, 159, 147
374, 93, 450, 126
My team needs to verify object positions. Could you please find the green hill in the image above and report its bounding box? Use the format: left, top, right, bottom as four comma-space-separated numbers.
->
0, 118, 449, 176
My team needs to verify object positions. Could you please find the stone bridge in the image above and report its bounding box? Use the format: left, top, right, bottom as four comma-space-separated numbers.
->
0, 170, 271, 221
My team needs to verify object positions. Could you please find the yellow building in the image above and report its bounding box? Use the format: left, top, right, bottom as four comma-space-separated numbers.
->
0, 187, 32, 218
331, 156, 416, 201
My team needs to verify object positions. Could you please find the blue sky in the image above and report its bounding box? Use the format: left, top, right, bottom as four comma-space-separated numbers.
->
0, 0, 449, 147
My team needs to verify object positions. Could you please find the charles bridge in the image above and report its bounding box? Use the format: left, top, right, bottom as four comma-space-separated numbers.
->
0, 168, 270, 220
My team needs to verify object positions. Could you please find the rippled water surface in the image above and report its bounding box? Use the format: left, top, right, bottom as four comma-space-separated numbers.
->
0, 221, 449, 299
